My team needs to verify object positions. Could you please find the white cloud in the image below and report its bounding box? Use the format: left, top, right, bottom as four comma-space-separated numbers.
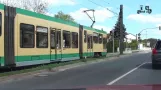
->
127, 14, 161, 23
47, 0, 76, 6
93, 25, 112, 33
126, 34, 136, 43
69, 7, 114, 23
156, 24, 161, 27
45, 12, 55, 17
126, 34, 136, 39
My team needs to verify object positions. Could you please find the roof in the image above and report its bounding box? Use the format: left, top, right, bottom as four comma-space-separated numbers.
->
83, 25, 107, 34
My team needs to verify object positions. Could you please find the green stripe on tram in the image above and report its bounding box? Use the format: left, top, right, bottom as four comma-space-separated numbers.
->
0, 3, 4, 10
0, 52, 106, 66
15, 53, 80, 62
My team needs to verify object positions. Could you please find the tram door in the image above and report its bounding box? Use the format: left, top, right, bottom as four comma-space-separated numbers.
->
87, 34, 93, 57
50, 28, 62, 61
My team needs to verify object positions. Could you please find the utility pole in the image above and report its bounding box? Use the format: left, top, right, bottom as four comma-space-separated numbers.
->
138, 33, 141, 50
119, 5, 124, 55
126, 38, 128, 48
146, 30, 147, 47
113, 30, 115, 53
136, 34, 138, 49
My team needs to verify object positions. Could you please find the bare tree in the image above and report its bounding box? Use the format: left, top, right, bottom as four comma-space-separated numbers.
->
21, 0, 32, 10
0, 0, 17, 7
0, 0, 48, 14
22, 0, 48, 14
32, 0, 48, 14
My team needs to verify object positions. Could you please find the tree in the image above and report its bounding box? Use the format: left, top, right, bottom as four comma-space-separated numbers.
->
148, 38, 157, 48
29, 0, 48, 14
54, 11, 76, 23
129, 40, 138, 50
0, 0, 48, 14
0, 0, 17, 6
138, 38, 157, 48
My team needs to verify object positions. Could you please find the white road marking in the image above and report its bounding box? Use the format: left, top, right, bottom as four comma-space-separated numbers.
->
107, 62, 151, 85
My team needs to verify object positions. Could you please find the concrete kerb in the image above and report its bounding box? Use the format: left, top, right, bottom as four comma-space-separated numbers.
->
132, 50, 141, 53
0, 51, 141, 83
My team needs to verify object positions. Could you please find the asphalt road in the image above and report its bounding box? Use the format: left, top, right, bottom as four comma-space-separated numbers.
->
0, 51, 156, 90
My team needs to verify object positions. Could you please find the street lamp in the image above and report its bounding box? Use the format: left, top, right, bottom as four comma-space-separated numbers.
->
137, 26, 161, 49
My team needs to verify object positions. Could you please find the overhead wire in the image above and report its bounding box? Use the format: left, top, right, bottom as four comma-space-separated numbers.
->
87, 0, 118, 15
102, 0, 110, 5
70, 0, 118, 18
70, 0, 118, 28
100, 0, 120, 13
47, 0, 90, 16
70, 0, 90, 9
70, 0, 96, 27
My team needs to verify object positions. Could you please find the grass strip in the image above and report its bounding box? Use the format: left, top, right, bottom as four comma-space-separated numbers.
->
0, 56, 108, 77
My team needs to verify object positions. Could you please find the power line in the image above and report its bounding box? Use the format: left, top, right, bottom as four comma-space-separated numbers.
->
100, 0, 120, 11
102, 0, 110, 4
88, 0, 118, 15
70, 0, 90, 9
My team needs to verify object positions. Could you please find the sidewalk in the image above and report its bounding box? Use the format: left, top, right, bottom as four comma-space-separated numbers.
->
106, 53, 120, 57
107, 49, 141, 56
132, 50, 141, 53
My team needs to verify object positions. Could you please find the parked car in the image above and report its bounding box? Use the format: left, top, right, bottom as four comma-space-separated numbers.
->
152, 40, 161, 69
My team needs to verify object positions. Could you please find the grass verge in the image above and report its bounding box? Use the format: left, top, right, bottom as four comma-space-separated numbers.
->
0, 56, 108, 77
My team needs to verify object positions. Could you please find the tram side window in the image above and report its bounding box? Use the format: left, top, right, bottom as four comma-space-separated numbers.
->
0, 13, 2, 36
72, 32, 78, 48
99, 34, 103, 44
93, 32, 99, 43
36, 26, 48, 48
20, 23, 35, 48
84, 30, 87, 43
103, 38, 107, 49
63, 30, 71, 48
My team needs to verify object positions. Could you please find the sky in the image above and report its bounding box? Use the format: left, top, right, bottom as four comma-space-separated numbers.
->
46, 0, 161, 39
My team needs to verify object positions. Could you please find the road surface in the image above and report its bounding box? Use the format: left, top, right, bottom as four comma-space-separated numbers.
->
0, 51, 159, 90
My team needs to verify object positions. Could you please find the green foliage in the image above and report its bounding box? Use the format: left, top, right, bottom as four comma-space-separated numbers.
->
107, 39, 119, 53
147, 38, 157, 47
129, 40, 138, 50
113, 16, 126, 39
54, 11, 76, 23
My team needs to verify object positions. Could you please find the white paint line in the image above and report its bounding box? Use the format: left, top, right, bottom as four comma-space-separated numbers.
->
107, 62, 149, 85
